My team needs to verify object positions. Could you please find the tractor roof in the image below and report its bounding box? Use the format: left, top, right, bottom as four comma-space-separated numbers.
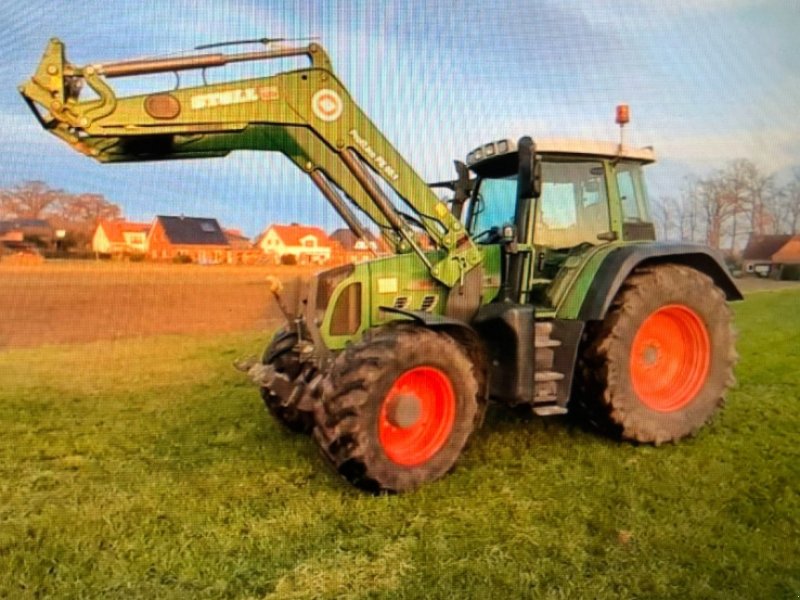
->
466, 138, 656, 174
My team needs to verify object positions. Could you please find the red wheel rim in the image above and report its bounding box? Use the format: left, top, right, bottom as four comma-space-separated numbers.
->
630, 304, 711, 412
378, 366, 456, 466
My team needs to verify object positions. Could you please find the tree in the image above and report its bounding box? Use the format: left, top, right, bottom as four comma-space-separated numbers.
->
0, 181, 123, 250
60, 193, 122, 229
0, 180, 66, 220
773, 169, 800, 235
652, 196, 680, 240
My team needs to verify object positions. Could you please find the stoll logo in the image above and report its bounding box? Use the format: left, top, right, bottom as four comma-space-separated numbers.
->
311, 89, 343, 122
190, 86, 279, 110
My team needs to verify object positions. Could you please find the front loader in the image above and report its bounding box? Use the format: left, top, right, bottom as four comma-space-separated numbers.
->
21, 38, 741, 492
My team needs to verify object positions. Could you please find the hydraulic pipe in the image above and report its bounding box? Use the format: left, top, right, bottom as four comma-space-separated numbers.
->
340, 149, 432, 269
97, 46, 314, 78
309, 169, 378, 257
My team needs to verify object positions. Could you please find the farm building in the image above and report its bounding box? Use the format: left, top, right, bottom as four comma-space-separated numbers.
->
257, 223, 332, 264
91, 220, 150, 257
741, 234, 795, 277
147, 216, 229, 264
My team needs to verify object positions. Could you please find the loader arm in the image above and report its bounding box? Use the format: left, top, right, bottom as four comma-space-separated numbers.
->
19, 38, 481, 286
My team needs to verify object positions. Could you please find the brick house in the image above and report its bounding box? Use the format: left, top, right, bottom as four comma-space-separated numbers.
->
147, 216, 229, 263
92, 220, 150, 256
257, 223, 332, 264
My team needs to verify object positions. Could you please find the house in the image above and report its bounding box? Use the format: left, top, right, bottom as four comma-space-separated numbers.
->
0, 219, 53, 247
223, 228, 260, 265
329, 228, 390, 263
771, 235, 800, 279
257, 223, 332, 264
771, 236, 800, 265
92, 220, 151, 256
147, 215, 230, 263
741, 234, 793, 277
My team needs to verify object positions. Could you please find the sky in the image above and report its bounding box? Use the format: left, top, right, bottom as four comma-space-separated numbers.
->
0, 0, 798, 237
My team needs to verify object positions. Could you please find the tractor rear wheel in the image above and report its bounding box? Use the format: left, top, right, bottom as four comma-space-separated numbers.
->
579, 264, 736, 444
260, 329, 314, 433
313, 325, 484, 493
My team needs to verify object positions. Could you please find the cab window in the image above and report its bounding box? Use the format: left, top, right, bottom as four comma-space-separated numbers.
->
616, 162, 650, 221
534, 161, 610, 249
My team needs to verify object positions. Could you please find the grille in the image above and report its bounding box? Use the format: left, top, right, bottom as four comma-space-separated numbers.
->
421, 295, 438, 312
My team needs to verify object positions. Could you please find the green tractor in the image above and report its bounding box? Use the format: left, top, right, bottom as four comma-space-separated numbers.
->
21, 39, 740, 492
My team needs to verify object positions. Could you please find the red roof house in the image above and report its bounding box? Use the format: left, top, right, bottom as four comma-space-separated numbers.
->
92, 220, 151, 256
329, 228, 391, 263
771, 236, 800, 265
257, 223, 332, 264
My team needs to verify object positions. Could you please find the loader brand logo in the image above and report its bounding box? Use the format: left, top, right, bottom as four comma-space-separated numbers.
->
311, 89, 343, 122
190, 86, 279, 110
349, 129, 400, 182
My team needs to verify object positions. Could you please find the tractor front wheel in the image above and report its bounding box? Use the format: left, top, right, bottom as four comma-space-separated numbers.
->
260, 329, 314, 433
313, 325, 484, 492
580, 264, 736, 444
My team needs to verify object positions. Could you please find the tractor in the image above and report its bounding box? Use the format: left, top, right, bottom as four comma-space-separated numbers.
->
20, 38, 740, 492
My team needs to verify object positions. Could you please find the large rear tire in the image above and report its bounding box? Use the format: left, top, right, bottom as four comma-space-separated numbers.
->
577, 264, 736, 444
313, 325, 484, 493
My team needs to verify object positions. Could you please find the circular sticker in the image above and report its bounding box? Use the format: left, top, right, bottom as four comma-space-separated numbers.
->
311, 89, 343, 122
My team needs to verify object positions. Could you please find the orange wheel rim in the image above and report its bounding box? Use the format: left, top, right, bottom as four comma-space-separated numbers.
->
630, 305, 711, 412
378, 366, 456, 466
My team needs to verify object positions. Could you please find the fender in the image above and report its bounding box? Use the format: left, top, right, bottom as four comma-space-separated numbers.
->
569, 242, 743, 322
378, 305, 476, 332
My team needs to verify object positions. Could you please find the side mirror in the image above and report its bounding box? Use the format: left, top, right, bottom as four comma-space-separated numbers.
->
452, 160, 473, 219
516, 136, 541, 200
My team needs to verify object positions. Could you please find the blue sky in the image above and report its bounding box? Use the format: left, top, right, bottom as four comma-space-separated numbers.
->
1, 0, 798, 237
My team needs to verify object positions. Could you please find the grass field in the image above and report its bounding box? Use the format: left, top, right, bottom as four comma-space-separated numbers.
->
1, 285, 798, 598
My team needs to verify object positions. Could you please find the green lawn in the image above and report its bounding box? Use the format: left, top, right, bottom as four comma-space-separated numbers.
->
1, 290, 798, 599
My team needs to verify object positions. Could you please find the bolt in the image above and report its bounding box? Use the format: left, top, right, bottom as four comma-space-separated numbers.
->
80, 117, 89, 127
50, 100, 62, 111
85, 66, 95, 76
47, 65, 58, 75
305, 161, 313, 171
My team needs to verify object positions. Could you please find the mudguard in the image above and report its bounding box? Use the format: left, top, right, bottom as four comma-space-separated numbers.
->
573, 242, 743, 322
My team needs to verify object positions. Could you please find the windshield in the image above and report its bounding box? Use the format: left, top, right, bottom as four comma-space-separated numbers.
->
469, 175, 517, 238
468, 160, 612, 249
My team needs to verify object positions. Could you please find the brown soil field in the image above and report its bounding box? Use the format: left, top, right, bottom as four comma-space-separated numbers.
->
2, 261, 796, 350
0, 261, 318, 348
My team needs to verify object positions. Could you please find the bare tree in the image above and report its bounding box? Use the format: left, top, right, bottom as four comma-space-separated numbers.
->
773, 169, 800, 235
1, 181, 123, 249
61, 193, 122, 228
652, 196, 684, 240
0, 180, 66, 220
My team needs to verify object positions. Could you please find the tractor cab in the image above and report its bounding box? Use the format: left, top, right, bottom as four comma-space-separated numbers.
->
464, 138, 657, 308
